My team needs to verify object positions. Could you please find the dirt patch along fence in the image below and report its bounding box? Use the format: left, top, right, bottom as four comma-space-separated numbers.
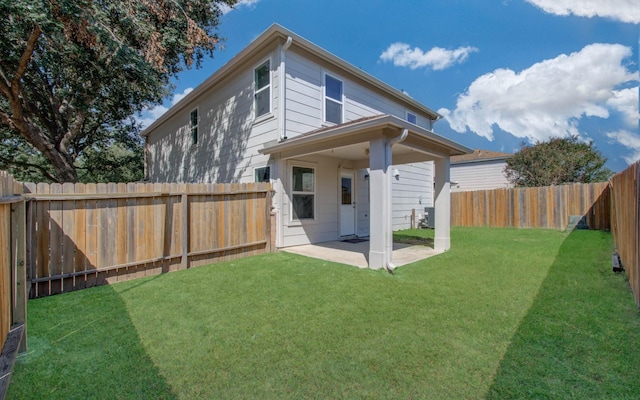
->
0, 171, 27, 398
610, 161, 640, 307
24, 182, 274, 298
451, 182, 610, 230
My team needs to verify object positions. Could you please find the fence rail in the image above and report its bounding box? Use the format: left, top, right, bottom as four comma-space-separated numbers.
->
451, 182, 610, 230
24, 182, 274, 298
610, 162, 640, 306
0, 171, 27, 398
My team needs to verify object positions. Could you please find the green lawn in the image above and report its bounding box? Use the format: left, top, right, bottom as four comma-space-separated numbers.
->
8, 228, 640, 399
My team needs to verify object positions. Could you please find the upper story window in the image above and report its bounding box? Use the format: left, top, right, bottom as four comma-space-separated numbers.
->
407, 112, 417, 125
254, 60, 271, 118
324, 74, 343, 125
190, 108, 198, 145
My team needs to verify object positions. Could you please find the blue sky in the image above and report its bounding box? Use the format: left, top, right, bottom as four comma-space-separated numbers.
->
141, 0, 639, 172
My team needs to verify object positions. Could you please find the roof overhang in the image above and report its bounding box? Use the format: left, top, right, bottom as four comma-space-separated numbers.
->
142, 24, 443, 138
259, 115, 472, 166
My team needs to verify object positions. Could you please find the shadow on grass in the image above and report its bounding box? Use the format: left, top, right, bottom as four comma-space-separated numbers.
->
486, 230, 640, 399
7, 282, 177, 400
393, 229, 434, 247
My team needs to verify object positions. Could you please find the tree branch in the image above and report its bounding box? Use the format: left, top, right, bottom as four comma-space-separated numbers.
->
13, 27, 42, 91
0, 154, 57, 182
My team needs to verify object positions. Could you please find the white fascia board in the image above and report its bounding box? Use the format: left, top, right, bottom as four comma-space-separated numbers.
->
142, 24, 444, 137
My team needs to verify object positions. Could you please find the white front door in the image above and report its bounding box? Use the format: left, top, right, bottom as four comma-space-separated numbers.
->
339, 172, 356, 236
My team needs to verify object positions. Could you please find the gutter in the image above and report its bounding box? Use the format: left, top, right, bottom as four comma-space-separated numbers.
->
279, 36, 293, 141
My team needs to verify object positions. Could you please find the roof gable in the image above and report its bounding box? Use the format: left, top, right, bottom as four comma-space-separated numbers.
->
143, 24, 441, 136
451, 149, 512, 164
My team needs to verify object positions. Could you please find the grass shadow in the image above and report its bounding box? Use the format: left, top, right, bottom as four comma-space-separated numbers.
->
393, 228, 434, 247
7, 284, 177, 399
485, 229, 640, 399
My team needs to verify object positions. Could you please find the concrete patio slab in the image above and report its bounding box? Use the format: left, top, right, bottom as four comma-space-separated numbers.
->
281, 240, 442, 268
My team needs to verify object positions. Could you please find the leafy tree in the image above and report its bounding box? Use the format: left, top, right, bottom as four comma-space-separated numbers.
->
0, 0, 235, 183
504, 136, 613, 187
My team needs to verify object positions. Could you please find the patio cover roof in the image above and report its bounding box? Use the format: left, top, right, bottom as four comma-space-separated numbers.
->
259, 114, 472, 163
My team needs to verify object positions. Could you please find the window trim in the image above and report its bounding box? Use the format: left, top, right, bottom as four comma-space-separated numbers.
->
290, 163, 316, 222
254, 165, 271, 183
406, 111, 417, 125
322, 71, 344, 125
190, 107, 199, 146
254, 58, 273, 121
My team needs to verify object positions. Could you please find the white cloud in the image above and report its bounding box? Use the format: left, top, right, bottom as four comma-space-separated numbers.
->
525, 0, 640, 24
439, 43, 638, 143
138, 87, 193, 129
220, 0, 260, 14
606, 87, 640, 127
606, 130, 640, 164
380, 43, 478, 71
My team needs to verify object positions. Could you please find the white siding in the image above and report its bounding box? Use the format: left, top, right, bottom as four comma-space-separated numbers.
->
450, 160, 510, 192
284, 49, 432, 137
281, 155, 343, 246
146, 52, 280, 183
391, 162, 434, 230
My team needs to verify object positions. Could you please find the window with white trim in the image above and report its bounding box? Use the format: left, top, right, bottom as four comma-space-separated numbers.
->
255, 166, 270, 183
291, 166, 315, 220
407, 112, 417, 125
190, 108, 198, 145
254, 60, 271, 118
324, 74, 343, 124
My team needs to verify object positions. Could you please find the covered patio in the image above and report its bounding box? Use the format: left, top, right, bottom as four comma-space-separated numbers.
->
260, 114, 472, 270
282, 239, 441, 268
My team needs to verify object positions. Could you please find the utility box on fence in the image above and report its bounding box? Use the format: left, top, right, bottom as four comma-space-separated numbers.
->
423, 207, 435, 229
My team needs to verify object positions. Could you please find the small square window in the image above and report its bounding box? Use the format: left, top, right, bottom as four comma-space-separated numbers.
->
255, 166, 270, 183
407, 112, 417, 125
190, 108, 198, 145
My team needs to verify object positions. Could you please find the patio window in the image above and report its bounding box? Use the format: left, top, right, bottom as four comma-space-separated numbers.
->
324, 74, 343, 124
190, 108, 198, 145
291, 166, 315, 220
255, 166, 270, 183
254, 60, 271, 118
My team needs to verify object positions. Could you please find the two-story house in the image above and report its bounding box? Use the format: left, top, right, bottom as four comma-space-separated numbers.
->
143, 24, 471, 269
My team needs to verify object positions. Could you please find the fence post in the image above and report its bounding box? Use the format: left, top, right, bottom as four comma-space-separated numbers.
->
181, 193, 189, 269
10, 199, 26, 352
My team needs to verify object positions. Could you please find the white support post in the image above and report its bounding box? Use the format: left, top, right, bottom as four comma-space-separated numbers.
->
368, 138, 391, 269
272, 157, 286, 248
434, 156, 451, 251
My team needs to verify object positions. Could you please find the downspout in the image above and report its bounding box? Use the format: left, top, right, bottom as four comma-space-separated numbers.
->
385, 128, 409, 272
277, 36, 292, 249
278, 36, 293, 142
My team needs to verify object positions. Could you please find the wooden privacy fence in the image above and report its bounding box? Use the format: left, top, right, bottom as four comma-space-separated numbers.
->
24, 182, 274, 298
451, 182, 610, 230
0, 171, 27, 398
609, 161, 640, 307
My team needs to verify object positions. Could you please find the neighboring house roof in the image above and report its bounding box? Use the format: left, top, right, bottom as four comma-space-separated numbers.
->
450, 149, 512, 165
260, 114, 472, 160
142, 24, 442, 137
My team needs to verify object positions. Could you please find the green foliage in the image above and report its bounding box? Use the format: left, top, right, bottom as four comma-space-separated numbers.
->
505, 136, 613, 187
9, 228, 640, 399
0, 120, 144, 183
0, 0, 236, 182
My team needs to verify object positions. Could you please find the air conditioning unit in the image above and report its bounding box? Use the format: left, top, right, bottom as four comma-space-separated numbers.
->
423, 207, 435, 229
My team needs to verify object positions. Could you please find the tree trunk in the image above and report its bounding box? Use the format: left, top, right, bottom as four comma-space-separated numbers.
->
43, 148, 79, 183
